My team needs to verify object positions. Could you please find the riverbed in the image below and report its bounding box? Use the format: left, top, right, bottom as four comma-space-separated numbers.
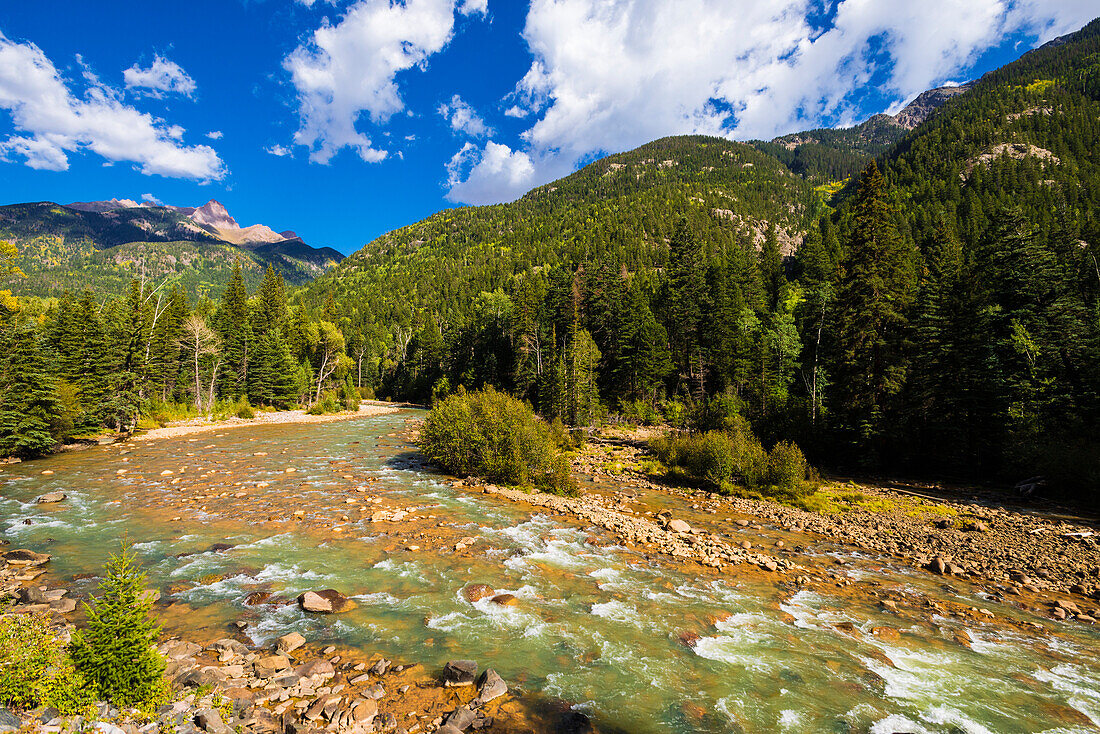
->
2, 410, 1099, 733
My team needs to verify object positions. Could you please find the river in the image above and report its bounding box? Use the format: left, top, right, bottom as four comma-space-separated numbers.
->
2, 410, 1099, 733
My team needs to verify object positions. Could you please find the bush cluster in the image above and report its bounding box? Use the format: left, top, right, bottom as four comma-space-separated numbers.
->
421, 386, 576, 495
0, 611, 92, 715
652, 424, 811, 499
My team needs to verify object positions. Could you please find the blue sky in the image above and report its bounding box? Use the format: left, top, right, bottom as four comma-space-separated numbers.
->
0, 1, 1095, 255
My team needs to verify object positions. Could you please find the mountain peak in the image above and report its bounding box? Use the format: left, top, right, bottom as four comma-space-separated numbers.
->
189, 199, 239, 231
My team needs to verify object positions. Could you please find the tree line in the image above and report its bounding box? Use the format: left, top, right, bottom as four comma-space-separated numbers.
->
0, 261, 361, 457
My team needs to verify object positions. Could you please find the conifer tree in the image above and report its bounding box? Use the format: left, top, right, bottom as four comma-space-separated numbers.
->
0, 325, 63, 456
71, 547, 167, 709
664, 217, 706, 397
830, 161, 916, 456
216, 262, 250, 399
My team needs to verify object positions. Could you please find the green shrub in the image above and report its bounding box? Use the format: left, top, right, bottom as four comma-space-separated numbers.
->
70, 548, 168, 711
765, 441, 808, 494
421, 386, 576, 495
652, 427, 812, 501
0, 610, 92, 715
307, 391, 341, 415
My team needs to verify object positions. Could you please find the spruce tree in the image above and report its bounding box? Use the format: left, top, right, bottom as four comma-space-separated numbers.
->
830, 161, 916, 457
216, 262, 250, 399
0, 325, 63, 457
70, 547, 167, 709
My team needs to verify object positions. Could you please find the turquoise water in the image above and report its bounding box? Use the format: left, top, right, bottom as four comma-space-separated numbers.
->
2, 410, 1099, 733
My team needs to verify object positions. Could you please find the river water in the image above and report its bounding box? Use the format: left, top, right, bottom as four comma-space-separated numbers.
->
2, 410, 1099, 734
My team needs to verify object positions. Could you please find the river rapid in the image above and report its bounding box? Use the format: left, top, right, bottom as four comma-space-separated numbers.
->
2, 410, 1099, 734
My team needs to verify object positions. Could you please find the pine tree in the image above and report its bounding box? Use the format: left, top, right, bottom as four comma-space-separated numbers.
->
830, 161, 916, 456
216, 262, 250, 399
0, 325, 63, 457
71, 547, 167, 709
664, 217, 707, 398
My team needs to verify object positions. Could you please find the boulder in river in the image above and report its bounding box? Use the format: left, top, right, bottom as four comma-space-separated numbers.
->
926, 556, 947, 574
297, 589, 356, 613
667, 519, 691, 533
462, 583, 495, 602
276, 632, 306, 654
490, 593, 518, 607
442, 659, 477, 687
36, 492, 66, 504
3, 549, 50, 567
476, 668, 507, 703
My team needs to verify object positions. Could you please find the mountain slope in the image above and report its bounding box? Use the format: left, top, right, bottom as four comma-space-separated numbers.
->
0, 199, 342, 298
301, 135, 819, 326
752, 81, 977, 182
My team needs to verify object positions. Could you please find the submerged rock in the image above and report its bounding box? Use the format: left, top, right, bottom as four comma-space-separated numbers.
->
462, 583, 495, 602
36, 491, 67, 504
490, 593, 518, 607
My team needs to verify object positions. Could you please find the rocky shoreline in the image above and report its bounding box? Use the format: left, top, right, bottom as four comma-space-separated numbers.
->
451, 428, 1100, 627
0, 550, 555, 734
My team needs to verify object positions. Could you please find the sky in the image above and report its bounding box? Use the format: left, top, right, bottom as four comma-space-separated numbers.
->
0, 1, 1096, 255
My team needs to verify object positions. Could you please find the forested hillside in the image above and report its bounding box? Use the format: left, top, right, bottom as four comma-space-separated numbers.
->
2, 18, 1098, 508
0, 201, 343, 298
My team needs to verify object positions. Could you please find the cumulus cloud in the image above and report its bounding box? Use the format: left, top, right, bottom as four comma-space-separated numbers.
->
445, 139, 574, 204
123, 55, 197, 98
141, 192, 163, 205
438, 94, 492, 137
503, 105, 527, 118
445, 0, 1098, 204
285, 0, 463, 164
206, 130, 223, 140
457, 0, 488, 15
266, 144, 292, 157
0, 34, 225, 180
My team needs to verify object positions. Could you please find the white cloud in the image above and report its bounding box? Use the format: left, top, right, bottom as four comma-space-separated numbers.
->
503, 105, 527, 118
457, 0, 488, 15
285, 0, 462, 164
445, 139, 572, 204
206, 130, 223, 140
0, 34, 225, 180
141, 192, 162, 205
266, 144, 292, 157
445, 0, 1098, 204
123, 55, 197, 99
438, 94, 492, 137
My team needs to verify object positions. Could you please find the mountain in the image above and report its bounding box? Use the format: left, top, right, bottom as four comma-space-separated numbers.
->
299, 134, 819, 328
0, 199, 343, 298
752, 80, 977, 182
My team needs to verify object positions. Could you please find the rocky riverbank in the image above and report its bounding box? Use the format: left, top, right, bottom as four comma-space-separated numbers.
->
0, 550, 566, 734
448, 426, 1100, 627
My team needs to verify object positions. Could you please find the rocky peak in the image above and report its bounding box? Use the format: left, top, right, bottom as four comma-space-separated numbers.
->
188, 200, 240, 231
892, 81, 976, 129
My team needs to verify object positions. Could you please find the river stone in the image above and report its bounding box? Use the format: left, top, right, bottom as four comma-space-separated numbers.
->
0, 707, 19, 732
3, 549, 50, 566
36, 491, 66, 504
490, 593, 518, 607
442, 659, 477, 687
295, 659, 335, 681
436, 727, 463, 734
462, 584, 495, 602
194, 708, 231, 734
18, 586, 48, 604
475, 669, 507, 703
298, 589, 356, 613
926, 556, 947, 574
254, 654, 290, 677
444, 706, 476, 730
668, 519, 691, 533
351, 699, 378, 725
277, 632, 306, 654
